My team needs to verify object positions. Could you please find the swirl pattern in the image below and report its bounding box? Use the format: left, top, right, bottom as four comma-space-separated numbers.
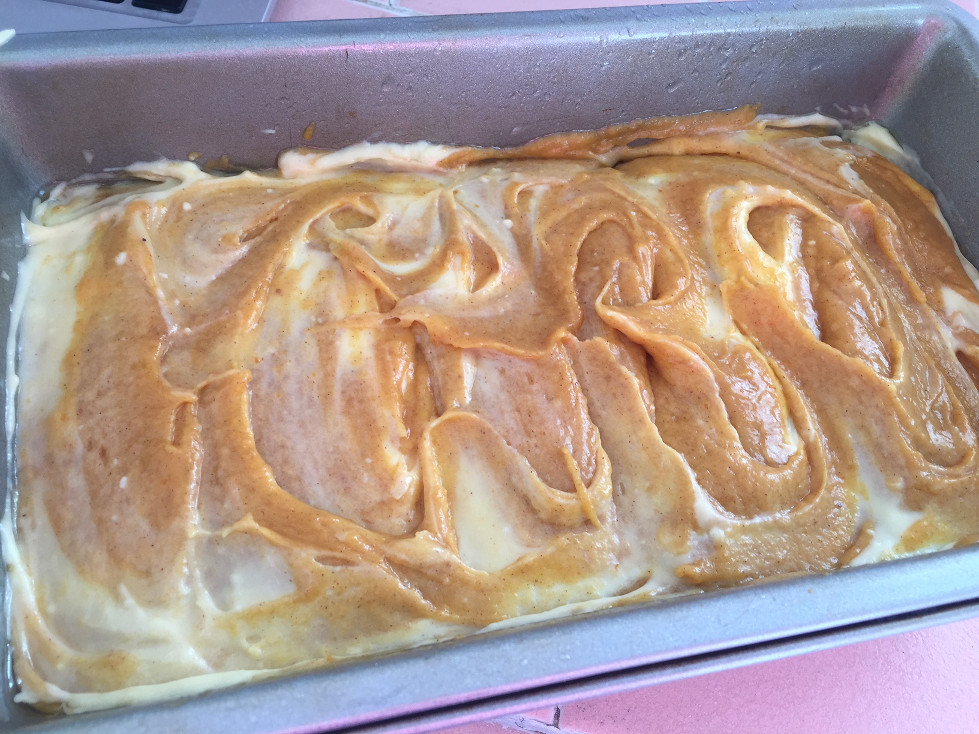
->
8, 108, 979, 711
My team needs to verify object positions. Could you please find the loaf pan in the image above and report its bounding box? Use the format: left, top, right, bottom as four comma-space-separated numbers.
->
2, 1, 979, 730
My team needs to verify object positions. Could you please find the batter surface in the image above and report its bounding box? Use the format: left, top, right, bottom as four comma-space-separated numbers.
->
7, 108, 979, 712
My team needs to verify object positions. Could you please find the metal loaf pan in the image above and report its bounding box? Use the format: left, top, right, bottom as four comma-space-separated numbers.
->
2, 0, 979, 730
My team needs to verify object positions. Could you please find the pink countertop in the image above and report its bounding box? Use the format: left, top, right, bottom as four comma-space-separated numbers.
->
441, 616, 979, 733
270, 0, 979, 20
267, 2, 979, 732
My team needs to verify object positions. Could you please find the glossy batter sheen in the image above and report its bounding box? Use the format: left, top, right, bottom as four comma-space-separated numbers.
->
7, 108, 979, 712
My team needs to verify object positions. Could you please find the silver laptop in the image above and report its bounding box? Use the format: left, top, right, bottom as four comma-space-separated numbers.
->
0, 0, 275, 33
